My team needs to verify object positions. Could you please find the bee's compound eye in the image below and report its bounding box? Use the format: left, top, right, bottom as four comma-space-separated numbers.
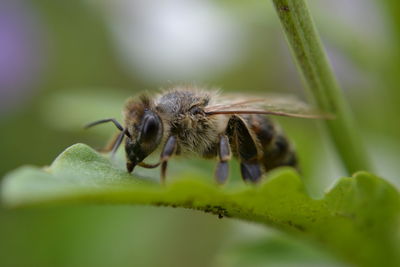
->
141, 114, 161, 143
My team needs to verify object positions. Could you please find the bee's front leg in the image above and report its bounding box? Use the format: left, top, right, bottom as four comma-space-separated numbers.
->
160, 136, 177, 183
215, 135, 231, 184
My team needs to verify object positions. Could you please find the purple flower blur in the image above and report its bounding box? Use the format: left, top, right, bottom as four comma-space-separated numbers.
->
0, 0, 47, 114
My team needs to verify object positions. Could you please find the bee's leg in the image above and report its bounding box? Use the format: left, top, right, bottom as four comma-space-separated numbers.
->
110, 131, 125, 157
85, 118, 130, 154
98, 132, 120, 153
215, 134, 231, 184
99, 131, 124, 153
227, 116, 262, 183
160, 136, 177, 183
240, 161, 262, 183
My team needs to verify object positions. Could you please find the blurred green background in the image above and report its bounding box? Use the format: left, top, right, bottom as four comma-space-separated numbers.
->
1, 0, 399, 266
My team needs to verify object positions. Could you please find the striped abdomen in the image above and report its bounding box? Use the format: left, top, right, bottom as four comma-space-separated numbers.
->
243, 114, 298, 172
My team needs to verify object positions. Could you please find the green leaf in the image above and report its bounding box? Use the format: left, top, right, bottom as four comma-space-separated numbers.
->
1, 144, 399, 266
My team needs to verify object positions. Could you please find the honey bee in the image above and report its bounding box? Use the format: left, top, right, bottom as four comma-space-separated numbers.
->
86, 85, 331, 184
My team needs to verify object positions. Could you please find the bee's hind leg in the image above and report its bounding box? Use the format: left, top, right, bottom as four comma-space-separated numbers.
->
160, 136, 177, 183
215, 135, 231, 184
227, 116, 262, 183
240, 161, 262, 183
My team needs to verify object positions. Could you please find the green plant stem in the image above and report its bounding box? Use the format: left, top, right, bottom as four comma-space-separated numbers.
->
271, 0, 371, 173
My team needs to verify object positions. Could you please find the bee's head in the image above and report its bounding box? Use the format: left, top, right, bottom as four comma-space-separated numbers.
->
124, 96, 163, 172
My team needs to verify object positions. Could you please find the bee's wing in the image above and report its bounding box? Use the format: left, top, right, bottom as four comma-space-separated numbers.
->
204, 94, 334, 119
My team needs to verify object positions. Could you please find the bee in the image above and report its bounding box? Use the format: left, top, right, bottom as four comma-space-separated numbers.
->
85, 85, 331, 184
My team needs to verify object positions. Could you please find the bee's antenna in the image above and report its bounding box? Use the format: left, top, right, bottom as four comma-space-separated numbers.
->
84, 118, 131, 138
